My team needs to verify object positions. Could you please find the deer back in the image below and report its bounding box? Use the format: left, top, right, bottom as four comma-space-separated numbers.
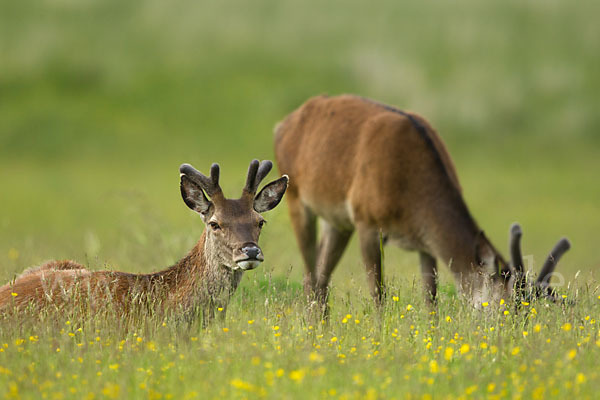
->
275, 94, 478, 257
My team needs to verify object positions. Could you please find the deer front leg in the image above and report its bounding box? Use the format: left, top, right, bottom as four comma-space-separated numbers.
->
357, 226, 384, 306
287, 194, 318, 296
419, 251, 438, 306
314, 221, 353, 305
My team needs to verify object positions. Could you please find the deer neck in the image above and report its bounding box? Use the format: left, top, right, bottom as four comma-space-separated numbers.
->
157, 230, 243, 310
426, 201, 481, 273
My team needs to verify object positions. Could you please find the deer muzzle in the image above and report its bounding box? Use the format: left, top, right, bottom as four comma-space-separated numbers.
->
234, 243, 264, 270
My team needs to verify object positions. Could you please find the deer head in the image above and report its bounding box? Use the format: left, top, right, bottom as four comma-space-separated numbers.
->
179, 160, 288, 271
508, 223, 571, 302
468, 223, 571, 306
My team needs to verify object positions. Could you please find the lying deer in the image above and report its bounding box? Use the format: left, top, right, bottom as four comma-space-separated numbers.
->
274, 94, 570, 306
0, 160, 288, 321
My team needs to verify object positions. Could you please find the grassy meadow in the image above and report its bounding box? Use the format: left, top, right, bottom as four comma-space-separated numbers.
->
1, 0, 600, 398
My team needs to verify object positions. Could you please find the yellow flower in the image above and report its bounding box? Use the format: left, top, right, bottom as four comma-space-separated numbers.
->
482, 302, 489, 307
460, 344, 470, 354
330, 337, 338, 343
487, 383, 496, 392
222, 328, 229, 333
522, 331, 529, 337
576, 373, 586, 384
511, 347, 520, 356
392, 296, 399, 302
289, 369, 305, 383
352, 374, 364, 386
562, 323, 572, 332
465, 385, 478, 395
521, 301, 529, 306
429, 360, 439, 373
230, 378, 256, 391
10, 293, 17, 297
445, 316, 452, 323
500, 298, 505, 305
248, 320, 255, 325
534, 324, 541, 333
567, 349, 577, 360
444, 347, 454, 360
101, 384, 120, 399
406, 304, 413, 311
272, 326, 279, 331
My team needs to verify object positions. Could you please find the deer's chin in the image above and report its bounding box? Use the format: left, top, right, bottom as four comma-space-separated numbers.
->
235, 260, 262, 271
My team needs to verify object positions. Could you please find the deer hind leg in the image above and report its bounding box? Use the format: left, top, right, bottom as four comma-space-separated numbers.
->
287, 194, 318, 296
314, 221, 353, 305
419, 252, 438, 305
357, 226, 384, 306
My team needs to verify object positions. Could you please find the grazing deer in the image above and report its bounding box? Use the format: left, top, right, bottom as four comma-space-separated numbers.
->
0, 160, 288, 321
274, 94, 570, 306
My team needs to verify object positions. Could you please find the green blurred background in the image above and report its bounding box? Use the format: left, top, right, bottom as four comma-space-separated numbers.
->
1, 0, 598, 291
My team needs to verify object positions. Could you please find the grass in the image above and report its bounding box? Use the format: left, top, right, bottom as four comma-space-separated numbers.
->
1, 0, 600, 398
1, 275, 599, 399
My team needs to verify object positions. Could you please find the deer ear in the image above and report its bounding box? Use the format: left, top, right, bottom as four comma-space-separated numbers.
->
254, 175, 288, 213
180, 175, 213, 216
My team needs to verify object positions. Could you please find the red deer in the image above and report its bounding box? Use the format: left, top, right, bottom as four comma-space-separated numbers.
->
0, 160, 288, 321
274, 94, 569, 307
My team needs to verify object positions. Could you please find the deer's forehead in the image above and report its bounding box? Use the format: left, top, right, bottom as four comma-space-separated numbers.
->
213, 199, 257, 220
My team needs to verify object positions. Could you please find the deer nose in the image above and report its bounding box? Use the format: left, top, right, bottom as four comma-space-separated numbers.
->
241, 243, 262, 260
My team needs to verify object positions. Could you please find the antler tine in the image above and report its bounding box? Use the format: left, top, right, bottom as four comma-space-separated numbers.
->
243, 160, 273, 195
209, 163, 220, 189
510, 223, 524, 274
244, 159, 260, 194
255, 160, 273, 188
179, 163, 222, 197
536, 238, 571, 290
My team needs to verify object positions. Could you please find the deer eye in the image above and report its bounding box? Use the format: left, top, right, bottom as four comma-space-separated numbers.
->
208, 222, 221, 231
258, 220, 266, 229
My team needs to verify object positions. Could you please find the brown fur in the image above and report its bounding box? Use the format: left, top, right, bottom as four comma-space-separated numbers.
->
0, 233, 240, 320
0, 161, 288, 320
274, 94, 510, 305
